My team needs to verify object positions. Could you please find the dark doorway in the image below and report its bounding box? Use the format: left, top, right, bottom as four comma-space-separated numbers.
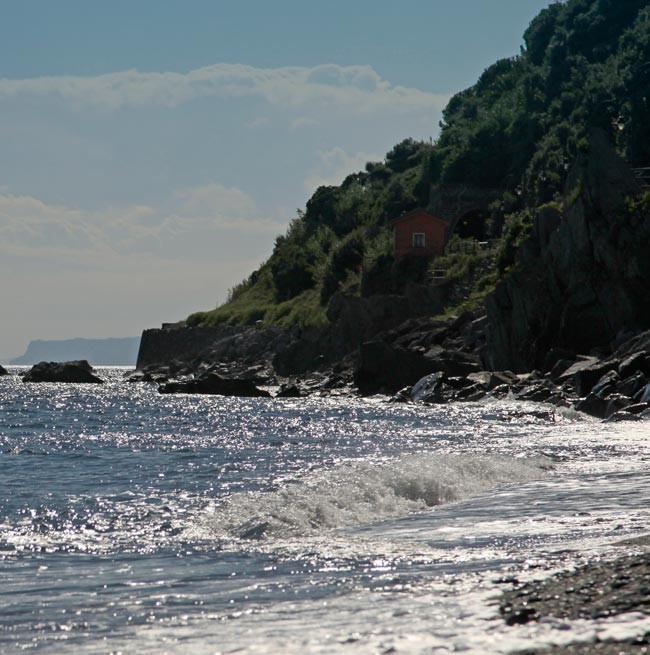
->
455, 209, 488, 240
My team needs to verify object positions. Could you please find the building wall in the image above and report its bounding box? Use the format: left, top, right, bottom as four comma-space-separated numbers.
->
393, 211, 447, 260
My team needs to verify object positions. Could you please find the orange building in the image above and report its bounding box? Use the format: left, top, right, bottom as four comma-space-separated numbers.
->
392, 208, 447, 260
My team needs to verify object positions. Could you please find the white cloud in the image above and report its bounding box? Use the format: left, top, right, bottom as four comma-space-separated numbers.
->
246, 116, 270, 129
0, 184, 285, 263
0, 63, 450, 115
290, 116, 320, 130
303, 147, 381, 192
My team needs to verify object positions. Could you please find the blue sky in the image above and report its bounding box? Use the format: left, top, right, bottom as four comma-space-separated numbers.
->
0, 0, 554, 359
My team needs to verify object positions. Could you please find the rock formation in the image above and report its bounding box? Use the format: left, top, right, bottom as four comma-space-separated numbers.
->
22, 361, 104, 384
486, 130, 650, 372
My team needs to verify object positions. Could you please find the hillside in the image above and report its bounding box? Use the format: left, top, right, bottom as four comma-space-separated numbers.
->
184, 0, 650, 370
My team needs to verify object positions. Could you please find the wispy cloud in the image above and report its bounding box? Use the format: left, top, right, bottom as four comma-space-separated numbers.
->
0, 63, 449, 115
303, 147, 380, 192
0, 184, 286, 263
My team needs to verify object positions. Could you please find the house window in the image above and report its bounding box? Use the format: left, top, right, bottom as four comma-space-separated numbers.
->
412, 232, 425, 248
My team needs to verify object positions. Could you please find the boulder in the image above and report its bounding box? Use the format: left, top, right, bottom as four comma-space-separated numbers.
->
354, 340, 480, 395
159, 372, 271, 397
575, 392, 609, 419
605, 393, 632, 418
637, 383, 650, 404
467, 370, 517, 390
411, 372, 446, 403
516, 380, 565, 405
0, 364, 8, 376
22, 360, 103, 384
590, 370, 620, 397
618, 372, 647, 398
562, 358, 619, 397
605, 411, 643, 423
618, 351, 650, 379
276, 382, 305, 398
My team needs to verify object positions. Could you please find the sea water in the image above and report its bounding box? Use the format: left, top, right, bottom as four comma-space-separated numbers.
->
1, 367, 649, 654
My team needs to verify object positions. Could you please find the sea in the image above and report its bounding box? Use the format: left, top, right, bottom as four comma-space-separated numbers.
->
1, 367, 649, 654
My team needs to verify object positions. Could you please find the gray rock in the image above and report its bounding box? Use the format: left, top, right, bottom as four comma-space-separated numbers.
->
638, 383, 650, 404
276, 383, 306, 398
605, 393, 632, 418
411, 372, 446, 403
467, 370, 517, 390
571, 360, 620, 397
575, 392, 609, 419
605, 410, 642, 423
590, 370, 620, 397
159, 372, 270, 397
619, 351, 650, 379
618, 371, 647, 398
22, 360, 103, 384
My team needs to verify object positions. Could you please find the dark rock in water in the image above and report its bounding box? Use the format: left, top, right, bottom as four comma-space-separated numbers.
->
159, 372, 270, 397
569, 359, 620, 397
22, 360, 103, 384
625, 402, 650, 415
0, 364, 8, 376
605, 410, 642, 423
455, 383, 487, 402
605, 393, 632, 418
575, 392, 609, 419
411, 372, 446, 403
515, 379, 564, 404
276, 383, 304, 398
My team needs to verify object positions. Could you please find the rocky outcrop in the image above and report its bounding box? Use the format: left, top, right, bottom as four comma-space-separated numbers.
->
354, 312, 484, 395
486, 130, 650, 372
396, 328, 650, 421
23, 360, 103, 384
158, 371, 270, 397
0, 365, 8, 376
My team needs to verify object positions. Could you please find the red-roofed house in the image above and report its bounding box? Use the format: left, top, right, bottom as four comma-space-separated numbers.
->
392, 208, 447, 260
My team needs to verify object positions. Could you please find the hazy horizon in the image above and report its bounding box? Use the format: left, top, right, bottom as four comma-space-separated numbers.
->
1, 0, 553, 358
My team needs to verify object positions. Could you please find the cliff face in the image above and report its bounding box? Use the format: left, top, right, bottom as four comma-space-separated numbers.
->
486, 131, 650, 372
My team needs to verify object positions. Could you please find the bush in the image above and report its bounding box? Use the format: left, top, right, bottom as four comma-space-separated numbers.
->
320, 233, 365, 304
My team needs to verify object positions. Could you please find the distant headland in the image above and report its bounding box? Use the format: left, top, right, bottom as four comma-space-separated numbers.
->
9, 337, 141, 366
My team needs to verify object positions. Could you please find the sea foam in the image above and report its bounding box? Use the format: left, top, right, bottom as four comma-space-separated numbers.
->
197, 453, 551, 541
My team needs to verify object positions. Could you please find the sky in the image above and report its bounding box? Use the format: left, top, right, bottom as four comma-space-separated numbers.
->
0, 0, 554, 360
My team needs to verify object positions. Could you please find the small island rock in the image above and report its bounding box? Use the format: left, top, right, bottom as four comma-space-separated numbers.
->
22, 360, 103, 384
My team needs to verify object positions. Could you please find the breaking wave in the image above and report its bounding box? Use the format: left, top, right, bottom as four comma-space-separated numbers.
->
196, 453, 552, 541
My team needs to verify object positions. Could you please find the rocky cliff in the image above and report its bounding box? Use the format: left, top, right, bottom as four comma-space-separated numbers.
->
486, 131, 650, 372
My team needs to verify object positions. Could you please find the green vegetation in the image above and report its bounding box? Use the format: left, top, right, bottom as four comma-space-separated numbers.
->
189, 0, 650, 330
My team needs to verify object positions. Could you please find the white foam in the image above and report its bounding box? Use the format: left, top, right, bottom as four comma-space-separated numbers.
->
195, 454, 551, 542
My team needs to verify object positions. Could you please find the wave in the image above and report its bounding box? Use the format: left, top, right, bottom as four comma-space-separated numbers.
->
195, 454, 552, 542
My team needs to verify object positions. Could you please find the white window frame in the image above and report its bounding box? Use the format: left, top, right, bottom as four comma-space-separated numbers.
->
412, 232, 426, 248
